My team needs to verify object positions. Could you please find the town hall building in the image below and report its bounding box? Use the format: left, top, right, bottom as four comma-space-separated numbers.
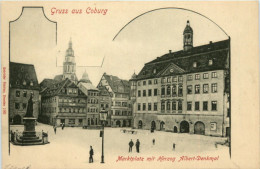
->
130, 21, 230, 137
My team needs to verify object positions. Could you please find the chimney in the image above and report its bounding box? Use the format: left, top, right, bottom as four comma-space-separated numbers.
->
169, 50, 172, 54
209, 41, 212, 44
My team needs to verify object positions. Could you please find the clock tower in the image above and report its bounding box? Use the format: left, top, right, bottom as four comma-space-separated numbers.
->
183, 20, 193, 51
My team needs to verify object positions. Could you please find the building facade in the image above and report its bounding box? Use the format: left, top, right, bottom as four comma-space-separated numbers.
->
131, 21, 230, 137
78, 71, 100, 127
98, 86, 112, 126
97, 73, 132, 127
9, 62, 40, 124
41, 78, 88, 127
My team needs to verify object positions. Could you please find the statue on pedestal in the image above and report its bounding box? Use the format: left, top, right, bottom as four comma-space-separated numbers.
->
24, 94, 34, 117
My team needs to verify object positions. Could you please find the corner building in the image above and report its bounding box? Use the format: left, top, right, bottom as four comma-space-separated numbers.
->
131, 21, 230, 137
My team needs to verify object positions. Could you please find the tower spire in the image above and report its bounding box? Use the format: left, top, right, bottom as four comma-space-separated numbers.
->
183, 20, 193, 51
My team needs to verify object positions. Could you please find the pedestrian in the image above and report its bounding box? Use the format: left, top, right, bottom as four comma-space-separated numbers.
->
89, 146, 94, 163
173, 143, 175, 151
136, 139, 140, 153
152, 139, 155, 145
129, 139, 134, 152
54, 126, 56, 134
62, 123, 65, 130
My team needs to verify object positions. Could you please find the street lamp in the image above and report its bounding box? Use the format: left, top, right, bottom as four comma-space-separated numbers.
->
99, 108, 108, 163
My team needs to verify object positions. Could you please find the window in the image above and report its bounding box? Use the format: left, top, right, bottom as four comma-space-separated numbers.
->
212, 83, 217, 93
187, 102, 192, 111
167, 86, 171, 95
143, 103, 146, 111
138, 82, 141, 86
178, 101, 182, 111
23, 91, 27, 97
161, 78, 166, 84
148, 103, 152, 111
209, 60, 213, 65
23, 80, 26, 85
22, 103, 27, 109
188, 75, 193, 81
193, 62, 197, 68
143, 81, 146, 86
172, 85, 177, 96
154, 79, 158, 84
138, 90, 141, 97
195, 74, 200, 80
178, 76, 183, 82
172, 76, 177, 82
195, 85, 200, 94
172, 101, 176, 111
30, 81, 34, 86
212, 72, 217, 78
148, 80, 152, 85
167, 77, 171, 83
203, 101, 208, 111
148, 89, 152, 96
16, 91, 20, 97
187, 85, 192, 94
153, 69, 157, 74
15, 103, 20, 109
161, 87, 165, 96
154, 89, 158, 96
212, 101, 217, 111
203, 84, 209, 93
195, 102, 200, 111
167, 101, 171, 110
143, 90, 146, 97
154, 103, 158, 111
178, 85, 183, 96
161, 102, 165, 111
210, 122, 217, 131
203, 73, 209, 79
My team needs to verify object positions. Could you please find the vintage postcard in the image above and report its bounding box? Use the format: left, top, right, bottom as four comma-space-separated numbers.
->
1, 1, 259, 169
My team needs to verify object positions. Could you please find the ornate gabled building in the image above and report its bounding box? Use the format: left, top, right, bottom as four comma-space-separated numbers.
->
97, 73, 132, 127
130, 21, 230, 137
9, 62, 40, 124
40, 78, 87, 126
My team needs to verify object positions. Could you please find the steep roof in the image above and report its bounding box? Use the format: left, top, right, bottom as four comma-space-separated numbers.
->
79, 82, 98, 91
10, 62, 40, 90
135, 39, 230, 80
41, 78, 87, 98
103, 73, 130, 94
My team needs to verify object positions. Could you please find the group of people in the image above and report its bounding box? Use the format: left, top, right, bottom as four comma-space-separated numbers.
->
128, 139, 140, 153
53, 123, 65, 134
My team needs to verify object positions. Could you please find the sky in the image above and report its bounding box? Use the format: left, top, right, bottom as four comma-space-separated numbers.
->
10, 5, 228, 87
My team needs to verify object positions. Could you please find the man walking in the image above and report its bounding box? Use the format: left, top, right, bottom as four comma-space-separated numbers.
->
152, 139, 155, 145
54, 126, 57, 134
89, 146, 94, 163
136, 139, 140, 153
129, 139, 134, 152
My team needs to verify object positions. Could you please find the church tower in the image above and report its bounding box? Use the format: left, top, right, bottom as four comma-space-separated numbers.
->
63, 39, 78, 83
183, 20, 193, 51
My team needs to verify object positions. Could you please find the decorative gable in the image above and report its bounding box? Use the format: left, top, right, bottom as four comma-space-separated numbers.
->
158, 63, 185, 76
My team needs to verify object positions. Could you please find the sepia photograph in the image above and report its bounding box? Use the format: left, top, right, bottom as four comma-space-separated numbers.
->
1, 1, 259, 169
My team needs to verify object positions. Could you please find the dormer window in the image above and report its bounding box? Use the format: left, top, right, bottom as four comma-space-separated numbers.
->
193, 62, 197, 68
142, 71, 146, 75
23, 80, 26, 85
16, 80, 19, 85
209, 59, 213, 65
153, 69, 157, 74
30, 81, 34, 86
